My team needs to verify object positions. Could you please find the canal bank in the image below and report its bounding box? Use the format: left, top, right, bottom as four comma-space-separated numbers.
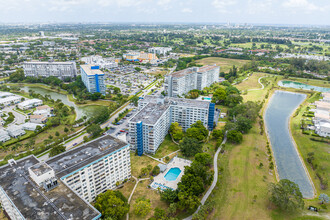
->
264, 90, 315, 199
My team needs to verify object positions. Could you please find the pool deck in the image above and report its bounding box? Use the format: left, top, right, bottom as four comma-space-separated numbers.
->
151, 157, 192, 190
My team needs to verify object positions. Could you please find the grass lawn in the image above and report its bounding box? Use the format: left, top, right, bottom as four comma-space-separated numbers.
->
210, 121, 275, 220
153, 135, 179, 159
117, 179, 136, 198
129, 180, 168, 220
236, 72, 268, 91
290, 94, 330, 207
196, 57, 250, 73
130, 153, 159, 178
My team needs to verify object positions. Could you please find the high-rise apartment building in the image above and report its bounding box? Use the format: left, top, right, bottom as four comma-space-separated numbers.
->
23, 61, 77, 80
129, 96, 216, 155
80, 65, 106, 94
0, 135, 131, 220
148, 47, 172, 56
164, 65, 220, 97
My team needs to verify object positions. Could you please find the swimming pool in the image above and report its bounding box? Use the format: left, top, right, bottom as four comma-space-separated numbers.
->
164, 167, 181, 181
203, 97, 212, 101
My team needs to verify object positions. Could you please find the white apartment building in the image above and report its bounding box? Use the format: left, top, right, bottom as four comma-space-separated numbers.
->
17, 98, 43, 110
148, 47, 172, 56
81, 55, 118, 69
0, 156, 101, 220
0, 135, 131, 220
165, 65, 220, 97
129, 96, 216, 155
81, 65, 106, 95
23, 61, 77, 80
46, 135, 131, 203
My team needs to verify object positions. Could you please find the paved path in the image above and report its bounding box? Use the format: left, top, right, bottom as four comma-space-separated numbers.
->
248, 76, 266, 91
126, 176, 150, 220
183, 132, 227, 220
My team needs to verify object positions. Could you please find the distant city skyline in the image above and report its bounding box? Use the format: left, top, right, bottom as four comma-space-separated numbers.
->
0, 0, 329, 25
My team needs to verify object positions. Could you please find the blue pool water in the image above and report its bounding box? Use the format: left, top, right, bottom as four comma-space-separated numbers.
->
203, 97, 212, 101
164, 167, 181, 181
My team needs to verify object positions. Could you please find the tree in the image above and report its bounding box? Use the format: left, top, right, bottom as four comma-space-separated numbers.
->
269, 179, 304, 212
87, 124, 103, 137
225, 94, 243, 107
55, 131, 60, 137
212, 87, 226, 104
194, 153, 212, 166
131, 96, 139, 106
135, 67, 142, 72
186, 121, 208, 141
152, 165, 160, 176
212, 129, 223, 140
319, 193, 329, 204
169, 122, 184, 140
236, 116, 253, 133
160, 189, 178, 204
49, 145, 66, 157
64, 127, 69, 133
227, 130, 243, 144
134, 197, 151, 216
94, 190, 129, 220
179, 137, 202, 157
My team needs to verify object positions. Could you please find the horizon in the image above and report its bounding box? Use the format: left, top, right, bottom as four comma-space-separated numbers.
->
0, 0, 329, 26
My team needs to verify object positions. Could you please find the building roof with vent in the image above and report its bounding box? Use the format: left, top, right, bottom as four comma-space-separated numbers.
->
0, 155, 100, 220
46, 134, 129, 178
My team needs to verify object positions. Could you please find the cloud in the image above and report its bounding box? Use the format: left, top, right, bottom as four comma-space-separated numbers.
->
282, 0, 324, 12
182, 7, 192, 13
97, 0, 149, 7
212, 0, 236, 13
247, 0, 273, 14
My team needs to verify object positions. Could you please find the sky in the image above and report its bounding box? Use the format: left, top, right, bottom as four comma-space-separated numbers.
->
0, 0, 329, 25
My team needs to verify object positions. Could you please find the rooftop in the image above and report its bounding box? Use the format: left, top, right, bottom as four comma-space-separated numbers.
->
29, 162, 52, 176
130, 102, 170, 125
169, 65, 218, 78
24, 61, 75, 65
81, 64, 104, 76
141, 95, 210, 109
46, 134, 128, 178
0, 156, 100, 220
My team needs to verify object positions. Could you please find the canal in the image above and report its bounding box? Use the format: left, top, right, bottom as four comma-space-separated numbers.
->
278, 80, 330, 93
265, 90, 314, 198
21, 86, 102, 119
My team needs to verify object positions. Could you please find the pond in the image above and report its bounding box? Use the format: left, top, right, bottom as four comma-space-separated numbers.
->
21, 86, 103, 119
265, 91, 314, 198
278, 80, 330, 93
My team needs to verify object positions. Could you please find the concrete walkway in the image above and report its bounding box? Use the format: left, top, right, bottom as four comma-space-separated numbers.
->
183, 132, 227, 220
126, 176, 150, 220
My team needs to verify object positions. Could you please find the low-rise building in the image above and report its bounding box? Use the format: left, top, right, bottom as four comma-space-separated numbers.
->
21, 122, 45, 131
18, 98, 43, 110
81, 65, 106, 95
0, 129, 10, 142
30, 114, 48, 124
0, 117, 4, 126
0, 96, 21, 106
6, 125, 26, 138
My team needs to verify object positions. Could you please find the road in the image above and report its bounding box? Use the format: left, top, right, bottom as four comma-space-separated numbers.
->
38, 76, 166, 160
3, 106, 28, 126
